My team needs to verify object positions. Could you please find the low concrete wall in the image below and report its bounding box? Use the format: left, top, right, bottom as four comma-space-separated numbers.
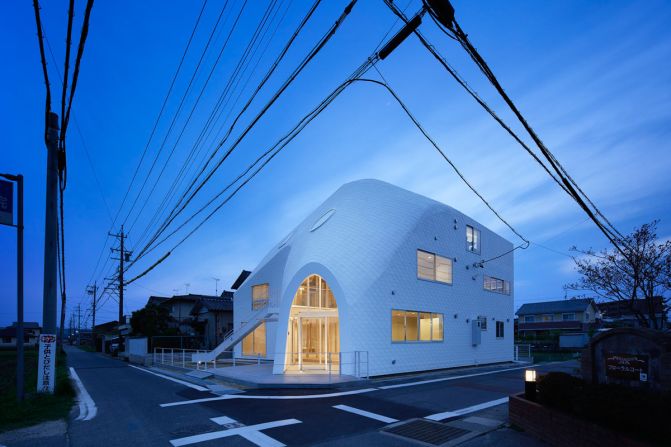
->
509, 393, 647, 447
127, 337, 148, 365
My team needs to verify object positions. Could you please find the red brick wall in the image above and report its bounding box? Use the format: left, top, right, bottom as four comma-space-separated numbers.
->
509, 393, 648, 447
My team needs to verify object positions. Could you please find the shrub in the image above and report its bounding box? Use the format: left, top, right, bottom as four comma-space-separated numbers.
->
536, 372, 671, 445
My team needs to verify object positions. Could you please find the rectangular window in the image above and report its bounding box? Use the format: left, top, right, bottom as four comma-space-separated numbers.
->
417, 249, 452, 284
391, 310, 405, 342
542, 314, 553, 322
496, 321, 504, 338
524, 315, 535, 323
562, 313, 576, 321
405, 311, 419, 341
478, 316, 488, 331
483, 275, 511, 295
431, 313, 443, 341
391, 310, 443, 342
242, 322, 266, 357
252, 284, 270, 310
466, 225, 481, 254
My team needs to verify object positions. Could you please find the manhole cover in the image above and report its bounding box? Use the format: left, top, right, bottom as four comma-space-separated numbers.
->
382, 419, 470, 445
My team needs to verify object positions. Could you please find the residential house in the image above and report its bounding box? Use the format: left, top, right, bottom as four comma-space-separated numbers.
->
516, 298, 598, 339
194, 179, 515, 376
598, 298, 667, 329
190, 292, 234, 349
0, 322, 41, 348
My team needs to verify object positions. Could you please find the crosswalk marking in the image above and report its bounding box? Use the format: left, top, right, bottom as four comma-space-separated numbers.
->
169, 417, 301, 447
333, 404, 398, 423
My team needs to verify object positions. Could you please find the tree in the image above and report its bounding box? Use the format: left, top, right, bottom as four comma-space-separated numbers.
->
130, 304, 172, 337
565, 221, 670, 330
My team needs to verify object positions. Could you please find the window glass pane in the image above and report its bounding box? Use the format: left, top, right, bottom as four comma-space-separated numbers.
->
308, 275, 319, 307
252, 284, 269, 310
405, 311, 418, 341
432, 313, 443, 341
391, 310, 405, 342
473, 228, 480, 252
419, 312, 432, 341
417, 250, 435, 280
242, 330, 253, 356
435, 255, 452, 284
254, 323, 266, 357
295, 279, 308, 306
323, 281, 336, 308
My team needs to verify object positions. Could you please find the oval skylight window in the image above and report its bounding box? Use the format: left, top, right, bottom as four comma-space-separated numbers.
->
310, 209, 336, 232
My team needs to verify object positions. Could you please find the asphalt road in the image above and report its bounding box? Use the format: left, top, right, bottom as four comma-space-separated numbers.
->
2, 347, 574, 447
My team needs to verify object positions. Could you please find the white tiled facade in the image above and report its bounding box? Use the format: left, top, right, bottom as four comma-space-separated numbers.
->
233, 179, 514, 376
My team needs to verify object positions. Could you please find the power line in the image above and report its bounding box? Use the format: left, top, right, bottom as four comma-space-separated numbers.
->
121, 0, 235, 227
418, 0, 628, 258
132, 0, 360, 266
133, 0, 296, 252
111, 0, 209, 230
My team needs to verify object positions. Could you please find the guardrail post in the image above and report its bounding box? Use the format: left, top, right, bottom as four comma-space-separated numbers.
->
338, 352, 342, 376
366, 351, 369, 379
161, 348, 164, 365
182, 350, 185, 368
170, 348, 174, 366
233, 354, 236, 367
328, 352, 332, 383
257, 353, 261, 366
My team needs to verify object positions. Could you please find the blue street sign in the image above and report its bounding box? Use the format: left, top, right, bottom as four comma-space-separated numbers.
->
0, 180, 13, 226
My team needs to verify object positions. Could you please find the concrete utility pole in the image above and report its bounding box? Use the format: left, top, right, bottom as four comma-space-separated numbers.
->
109, 226, 130, 351
87, 283, 97, 345
43, 112, 59, 336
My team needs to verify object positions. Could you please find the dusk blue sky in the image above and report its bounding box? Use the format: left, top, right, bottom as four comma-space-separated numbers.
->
1, 0, 670, 327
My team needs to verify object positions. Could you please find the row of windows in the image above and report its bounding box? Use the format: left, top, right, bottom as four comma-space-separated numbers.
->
392, 310, 444, 342
417, 250, 511, 294
524, 313, 589, 323
393, 311, 506, 342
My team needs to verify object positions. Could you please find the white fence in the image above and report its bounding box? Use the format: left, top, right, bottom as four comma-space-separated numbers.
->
514, 344, 533, 362
152, 348, 370, 379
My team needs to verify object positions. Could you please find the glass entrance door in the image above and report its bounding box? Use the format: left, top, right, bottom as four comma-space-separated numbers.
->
287, 314, 339, 371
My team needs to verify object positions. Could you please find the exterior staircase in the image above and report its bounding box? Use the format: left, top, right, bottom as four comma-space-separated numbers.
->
192, 307, 278, 364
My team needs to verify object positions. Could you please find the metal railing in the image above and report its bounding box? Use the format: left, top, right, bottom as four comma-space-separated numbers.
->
152, 348, 370, 379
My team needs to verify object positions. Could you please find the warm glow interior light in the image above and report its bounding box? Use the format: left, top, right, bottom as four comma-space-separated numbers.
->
525, 369, 536, 382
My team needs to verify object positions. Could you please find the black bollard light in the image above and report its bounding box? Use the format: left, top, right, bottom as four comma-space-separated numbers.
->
525, 369, 537, 401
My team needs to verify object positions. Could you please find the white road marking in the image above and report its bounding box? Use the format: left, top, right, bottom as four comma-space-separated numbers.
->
160, 388, 378, 407
332, 404, 398, 423
69, 367, 98, 421
210, 416, 238, 425
425, 397, 509, 421
378, 364, 540, 390
128, 365, 210, 392
169, 418, 301, 447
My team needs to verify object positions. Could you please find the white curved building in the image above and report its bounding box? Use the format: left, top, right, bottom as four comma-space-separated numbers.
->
200, 179, 514, 377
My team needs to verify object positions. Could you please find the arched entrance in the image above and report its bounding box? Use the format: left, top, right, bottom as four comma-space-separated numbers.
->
285, 274, 339, 372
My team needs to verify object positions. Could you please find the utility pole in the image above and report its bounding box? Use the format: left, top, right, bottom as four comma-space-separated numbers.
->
77, 304, 81, 337
87, 283, 97, 348
109, 226, 130, 351
43, 112, 59, 336
213, 277, 220, 296
1, 172, 24, 401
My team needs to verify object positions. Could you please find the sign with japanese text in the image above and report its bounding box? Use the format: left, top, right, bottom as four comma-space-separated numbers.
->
0, 180, 12, 226
37, 334, 57, 393
605, 353, 649, 381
